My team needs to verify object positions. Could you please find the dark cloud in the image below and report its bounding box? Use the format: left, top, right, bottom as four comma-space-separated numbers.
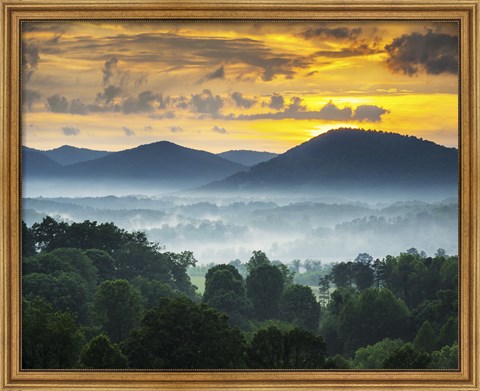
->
200, 65, 225, 83
122, 91, 167, 114
102, 56, 118, 86
302, 27, 362, 41
69, 99, 88, 115
191, 89, 224, 115
385, 31, 458, 76
46, 94, 69, 113
170, 126, 183, 133
22, 43, 40, 83
23, 89, 41, 110
122, 126, 135, 136
96, 85, 122, 104
314, 44, 381, 58
316, 102, 352, 120
61, 126, 80, 136
352, 105, 389, 122
231, 92, 255, 109
268, 93, 285, 110
231, 100, 387, 122
212, 125, 228, 134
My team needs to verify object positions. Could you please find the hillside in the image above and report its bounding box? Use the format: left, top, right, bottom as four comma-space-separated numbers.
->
200, 128, 458, 196
40, 145, 112, 165
218, 150, 278, 166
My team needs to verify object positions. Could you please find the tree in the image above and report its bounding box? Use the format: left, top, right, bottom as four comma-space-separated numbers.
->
280, 285, 320, 332
94, 279, 142, 343
22, 298, 84, 369
318, 275, 331, 306
272, 261, 295, 287
132, 276, 176, 309
123, 297, 246, 369
23, 272, 90, 323
22, 220, 36, 257
203, 264, 251, 328
338, 288, 411, 354
437, 316, 458, 348
351, 338, 405, 369
247, 326, 327, 369
330, 262, 353, 288
414, 320, 436, 353
84, 249, 116, 282
383, 343, 431, 369
246, 250, 270, 273
78, 334, 128, 369
31, 216, 68, 251
429, 344, 458, 369
246, 264, 284, 321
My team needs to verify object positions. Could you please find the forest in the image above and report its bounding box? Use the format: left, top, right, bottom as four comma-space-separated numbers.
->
22, 217, 458, 370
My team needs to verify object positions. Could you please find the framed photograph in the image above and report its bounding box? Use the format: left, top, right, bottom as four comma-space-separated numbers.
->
1, 0, 479, 390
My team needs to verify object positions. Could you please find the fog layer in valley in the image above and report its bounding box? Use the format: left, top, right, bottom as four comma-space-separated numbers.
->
23, 191, 458, 264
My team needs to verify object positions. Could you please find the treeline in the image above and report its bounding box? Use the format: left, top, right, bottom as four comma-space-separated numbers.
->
21, 217, 458, 369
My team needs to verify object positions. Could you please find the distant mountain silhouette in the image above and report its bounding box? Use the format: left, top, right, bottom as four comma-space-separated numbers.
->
200, 128, 458, 196
38, 145, 112, 165
22, 141, 247, 190
22, 147, 65, 178
218, 150, 278, 166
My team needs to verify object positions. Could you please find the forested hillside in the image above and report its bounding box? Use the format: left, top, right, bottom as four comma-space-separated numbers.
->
22, 217, 458, 369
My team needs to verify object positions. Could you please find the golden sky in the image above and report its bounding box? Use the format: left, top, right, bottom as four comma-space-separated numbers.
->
21, 21, 459, 153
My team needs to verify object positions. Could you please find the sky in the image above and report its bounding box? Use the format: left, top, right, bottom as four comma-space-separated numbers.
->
21, 21, 459, 153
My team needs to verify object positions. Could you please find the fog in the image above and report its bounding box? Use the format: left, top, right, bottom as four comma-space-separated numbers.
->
23, 187, 458, 264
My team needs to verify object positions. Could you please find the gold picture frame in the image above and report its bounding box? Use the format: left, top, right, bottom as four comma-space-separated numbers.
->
1, 0, 479, 389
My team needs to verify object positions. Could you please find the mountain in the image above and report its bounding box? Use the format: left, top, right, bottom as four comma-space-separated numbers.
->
217, 150, 278, 166
39, 145, 112, 165
22, 147, 65, 178
50, 141, 247, 187
200, 129, 458, 196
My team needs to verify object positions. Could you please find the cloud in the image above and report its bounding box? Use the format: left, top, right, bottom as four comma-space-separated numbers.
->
23, 89, 41, 110
69, 99, 88, 115
46, 94, 69, 113
102, 56, 118, 86
122, 91, 167, 114
231, 100, 388, 122
96, 85, 122, 104
352, 105, 389, 122
302, 27, 363, 41
22, 43, 40, 83
61, 126, 80, 136
385, 31, 458, 76
122, 126, 135, 136
199, 65, 225, 83
144, 125, 153, 131
170, 126, 183, 133
212, 125, 228, 134
231, 92, 255, 109
191, 89, 224, 115
268, 93, 285, 110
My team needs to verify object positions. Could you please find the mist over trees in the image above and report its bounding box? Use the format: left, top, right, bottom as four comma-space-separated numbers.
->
22, 217, 458, 369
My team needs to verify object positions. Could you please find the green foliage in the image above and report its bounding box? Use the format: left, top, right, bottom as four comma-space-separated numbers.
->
429, 344, 458, 369
203, 264, 251, 328
383, 343, 431, 369
123, 297, 246, 369
414, 321, 436, 353
23, 272, 90, 323
22, 298, 84, 369
437, 316, 458, 348
246, 250, 270, 273
132, 276, 176, 309
337, 288, 410, 354
280, 284, 320, 332
246, 264, 284, 321
94, 279, 142, 342
84, 249, 116, 282
22, 220, 36, 257
351, 338, 405, 369
246, 326, 327, 369
78, 334, 128, 369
